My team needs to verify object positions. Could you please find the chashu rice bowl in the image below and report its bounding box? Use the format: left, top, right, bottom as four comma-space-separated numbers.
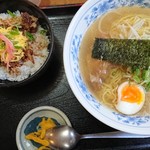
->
0, 10, 50, 82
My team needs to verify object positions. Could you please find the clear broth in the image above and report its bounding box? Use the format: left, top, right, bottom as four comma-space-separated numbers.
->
79, 6, 150, 115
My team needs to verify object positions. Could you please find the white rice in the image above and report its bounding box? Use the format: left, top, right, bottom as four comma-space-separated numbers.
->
0, 10, 21, 20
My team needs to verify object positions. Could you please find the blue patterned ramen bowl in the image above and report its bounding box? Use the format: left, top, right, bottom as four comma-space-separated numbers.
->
64, 0, 150, 134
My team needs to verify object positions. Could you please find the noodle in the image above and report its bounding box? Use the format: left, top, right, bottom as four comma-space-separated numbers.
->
98, 67, 126, 107
109, 14, 150, 39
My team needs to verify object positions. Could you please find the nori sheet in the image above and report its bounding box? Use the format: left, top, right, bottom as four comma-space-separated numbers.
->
92, 38, 150, 69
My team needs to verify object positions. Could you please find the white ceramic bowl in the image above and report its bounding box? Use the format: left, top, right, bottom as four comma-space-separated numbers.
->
16, 106, 71, 150
64, 0, 150, 135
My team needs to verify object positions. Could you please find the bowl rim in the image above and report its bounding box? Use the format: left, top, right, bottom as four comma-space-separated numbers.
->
16, 106, 71, 150
63, 0, 150, 135
0, 0, 54, 87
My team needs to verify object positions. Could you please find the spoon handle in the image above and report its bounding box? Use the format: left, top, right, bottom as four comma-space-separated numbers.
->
80, 131, 150, 139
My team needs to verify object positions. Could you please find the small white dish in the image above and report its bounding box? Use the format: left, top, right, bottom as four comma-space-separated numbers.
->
16, 106, 71, 150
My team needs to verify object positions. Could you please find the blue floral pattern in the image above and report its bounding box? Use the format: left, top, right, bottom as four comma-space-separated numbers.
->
113, 112, 150, 126
70, 0, 150, 126
84, 0, 149, 27
71, 34, 101, 110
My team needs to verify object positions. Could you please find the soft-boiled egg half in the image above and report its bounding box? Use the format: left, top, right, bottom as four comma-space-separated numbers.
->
115, 81, 145, 115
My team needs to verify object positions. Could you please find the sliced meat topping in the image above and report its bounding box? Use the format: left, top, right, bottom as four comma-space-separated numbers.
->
21, 12, 38, 33
23, 49, 34, 64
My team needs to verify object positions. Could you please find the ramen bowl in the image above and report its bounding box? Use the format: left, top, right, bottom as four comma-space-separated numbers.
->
16, 106, 71, 150
64, 0, 150, 135
0, 0, 54, 87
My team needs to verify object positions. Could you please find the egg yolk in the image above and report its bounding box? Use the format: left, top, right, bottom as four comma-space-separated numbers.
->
121, 85, 143, 104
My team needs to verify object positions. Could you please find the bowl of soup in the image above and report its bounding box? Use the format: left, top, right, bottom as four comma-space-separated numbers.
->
64, 0, 150, 135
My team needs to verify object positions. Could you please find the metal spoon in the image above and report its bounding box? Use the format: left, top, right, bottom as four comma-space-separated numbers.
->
45, 125, 149, 150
